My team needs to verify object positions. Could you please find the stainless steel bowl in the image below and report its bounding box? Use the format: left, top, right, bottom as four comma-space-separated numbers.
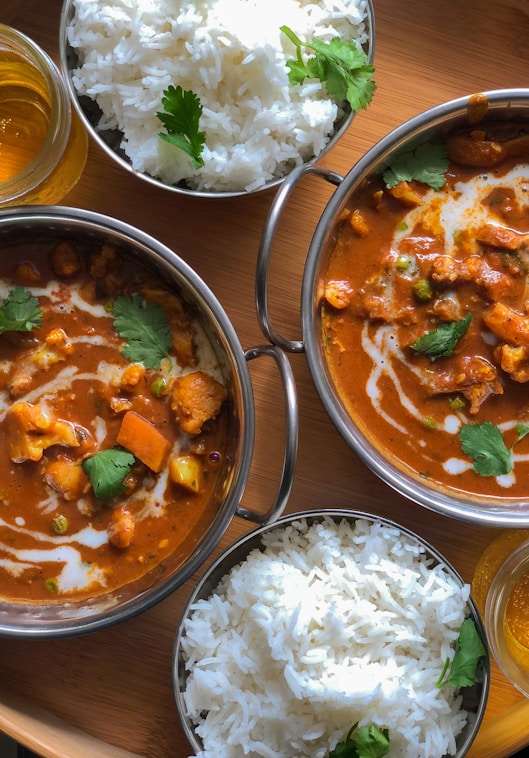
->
173, 509, 490, 758
58, 0, 375, 199
0, 206, 297, 638
257, 88, 529, 527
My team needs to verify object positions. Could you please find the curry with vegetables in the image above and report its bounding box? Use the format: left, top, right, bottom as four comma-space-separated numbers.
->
0, 235, 229, 602
321, 122, 529, 502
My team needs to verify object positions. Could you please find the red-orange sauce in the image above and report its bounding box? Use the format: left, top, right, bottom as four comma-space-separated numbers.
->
321, 124, 529, 503
0, 235, 230, 602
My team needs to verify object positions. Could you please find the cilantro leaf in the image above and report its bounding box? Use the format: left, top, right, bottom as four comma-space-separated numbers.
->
281, 26, 376, 112
157, 85, 206, 169
329, 722, 390, 758
514, 423, 529, 444
0, 286, 43, 334
382, 141, 449, 190
410, 314, 471, 361
83, 449, 135, 499
112, 295, 172, 369
459, 421, 512, 476
436, 618, 487, 689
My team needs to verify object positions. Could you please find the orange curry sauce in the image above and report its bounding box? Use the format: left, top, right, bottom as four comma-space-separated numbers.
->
321, 124, 529, 504
0, 237, 229, 602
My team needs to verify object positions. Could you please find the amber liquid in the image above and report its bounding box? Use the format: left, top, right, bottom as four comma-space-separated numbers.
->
0, 48, 88, 205
0, 55, 51, 181
472, 529, 529, 664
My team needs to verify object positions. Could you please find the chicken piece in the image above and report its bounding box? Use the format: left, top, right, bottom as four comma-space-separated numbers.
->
89, 244, 117, 279
445, 132, 505, 168
357, 267, 420, 324
50, 240, 82, 278
431, 254, 515, 300
15, 260, 41, 284
446, 130, 529, 168
483, 303, 529, 348
170, 371, 227, 435
475, 223, 529, 252
323, 280, 353, 310
387, 180, 423, 207
107, 507, 135, 549
7, 401, 80, 463
429, 295, 462, 322
495, 344, 529, 382
428, 355, 503, 414
44, 456, 91, 500
348, 209, 370, 237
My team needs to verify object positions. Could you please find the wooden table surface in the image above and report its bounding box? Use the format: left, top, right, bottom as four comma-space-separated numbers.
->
2, 0, 529, 756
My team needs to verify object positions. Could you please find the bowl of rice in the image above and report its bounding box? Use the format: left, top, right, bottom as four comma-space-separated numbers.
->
173, 509, 489, 758
59, 0, 375, 198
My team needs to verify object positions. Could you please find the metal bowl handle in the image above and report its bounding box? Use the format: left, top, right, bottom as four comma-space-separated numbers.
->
255, 162, 343, 353
236, 344, 298, 525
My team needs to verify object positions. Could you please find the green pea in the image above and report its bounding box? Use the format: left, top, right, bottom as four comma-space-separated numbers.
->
150, 377, 167, 397
413, 278, 434, 302
51, 514, 68, 534
45, 577, 59, 593
395, 255, 412, 271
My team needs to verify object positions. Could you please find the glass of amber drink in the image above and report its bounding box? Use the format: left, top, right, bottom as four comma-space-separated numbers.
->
473, 531, 529, 696
0, 24, 87, 206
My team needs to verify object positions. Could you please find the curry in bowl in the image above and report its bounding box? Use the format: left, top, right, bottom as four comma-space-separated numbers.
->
321, 117, 529, 505
0, 227, 231, 605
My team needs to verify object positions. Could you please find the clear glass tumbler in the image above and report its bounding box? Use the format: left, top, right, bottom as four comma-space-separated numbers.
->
0, 24, 88, 206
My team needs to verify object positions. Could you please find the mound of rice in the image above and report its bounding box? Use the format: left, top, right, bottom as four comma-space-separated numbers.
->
179, 517, 475, 758
67, 0, 371, 192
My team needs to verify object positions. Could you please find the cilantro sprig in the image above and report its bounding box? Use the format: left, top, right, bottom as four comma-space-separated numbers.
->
459, 422, 529, 477
112, 295, 172, 370
514, 423, 529, 443
436, 618, 487, 689
157, 85, 206, 169
83, 449, 135, 500
411, 314, 471, 362
281, 26, 376, 112
329, 723, 390, 758
0, 286, 43, 334
382, 141, 449, 191
458, 418, 520, 477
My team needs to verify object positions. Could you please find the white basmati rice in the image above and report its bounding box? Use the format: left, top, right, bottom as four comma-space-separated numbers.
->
67, 0, 370, 192
180, 517, 474, 758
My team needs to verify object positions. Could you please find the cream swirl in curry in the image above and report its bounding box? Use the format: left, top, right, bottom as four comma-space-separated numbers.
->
322, 124, 529, 502
0, 238, 228, 602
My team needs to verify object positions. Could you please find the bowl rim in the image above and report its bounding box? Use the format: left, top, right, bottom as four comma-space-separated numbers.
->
58, 0, 376, 199
302, 88, 529, 527
172, 507, 490, 758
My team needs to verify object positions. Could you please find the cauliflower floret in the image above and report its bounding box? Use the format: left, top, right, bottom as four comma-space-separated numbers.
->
7, 401, 80, 463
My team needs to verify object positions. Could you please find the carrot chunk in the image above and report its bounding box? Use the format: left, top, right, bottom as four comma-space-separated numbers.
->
116, 410, 170, 472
